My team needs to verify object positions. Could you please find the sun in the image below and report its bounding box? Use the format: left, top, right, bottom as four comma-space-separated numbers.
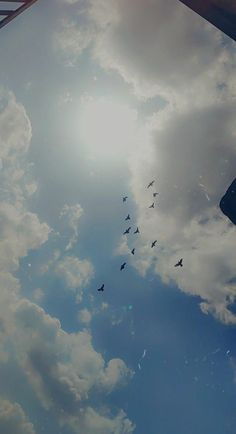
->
78, 98, 138, 162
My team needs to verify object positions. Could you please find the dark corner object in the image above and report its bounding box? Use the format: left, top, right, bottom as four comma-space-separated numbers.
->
220, 178, 236, 225
0, 0, 38, 30
179, 0, 236, 41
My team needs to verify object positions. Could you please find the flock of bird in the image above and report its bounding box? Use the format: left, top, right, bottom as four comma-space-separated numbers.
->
97, 180, 183, 292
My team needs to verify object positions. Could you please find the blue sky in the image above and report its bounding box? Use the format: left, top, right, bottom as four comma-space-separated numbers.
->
0, 1, 236, 433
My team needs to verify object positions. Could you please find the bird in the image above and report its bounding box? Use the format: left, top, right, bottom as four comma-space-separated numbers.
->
149, 203, 155, 208
97, 284, 104, 292
134, 227, 140, 234
175, 258, 183, 267
153, 192, 158, 197
147, 180, 155, 188
151, 240, 157, 248
123, 196, 128, 202
131, 248, 135, 255
120, 262, 126, 271
125, 214, 131, 221
123, 227, 131, 235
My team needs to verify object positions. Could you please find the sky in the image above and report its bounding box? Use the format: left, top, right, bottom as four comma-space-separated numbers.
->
0, 1, 236, 433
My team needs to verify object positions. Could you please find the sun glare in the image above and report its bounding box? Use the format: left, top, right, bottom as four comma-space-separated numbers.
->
78, 98, 138, 162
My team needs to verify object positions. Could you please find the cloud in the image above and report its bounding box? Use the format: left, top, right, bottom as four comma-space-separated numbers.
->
55, 256, 94, 302
0, 91, 50, 359
55, 0, 236, 100
127, 94, 236, 324
33, 288, 44, 303
64, 407, 134, 434
61, 0, 236, 325
0, 399, 36, 434
0, 92, 50, 276
0, 92, 32, 159
59, 203, 83, 251
0, 89, 133, 433
39, 249, 61, 275
78, 308, 92, 325
12, 299, 134, 433
24, 182, 37, 197
0, 202, 50, 273
54, 16, 93, 66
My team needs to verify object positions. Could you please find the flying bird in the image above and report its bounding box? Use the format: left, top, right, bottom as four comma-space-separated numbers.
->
123, 196, 128, 202
125, 214, 131, 221
123, 227, 131, 235
153, 192, 158, 197
151, 240, 157, 248
131, 248, 135, 255
149, 203, 155, 208
97, 284, 104, 292
175, 258, 183, 267
120, 262, 126, 271
147, 180, 155, 188
134, 227, 140, 234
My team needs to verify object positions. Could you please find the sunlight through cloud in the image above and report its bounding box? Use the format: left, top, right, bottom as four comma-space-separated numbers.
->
78, 98, 138, 163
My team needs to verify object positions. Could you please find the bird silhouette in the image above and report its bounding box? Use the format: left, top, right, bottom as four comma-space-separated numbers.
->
125, 214, 131, 220
175, 258, 183, 267
149, 203, 155, 208
151, 240, 157, 248
97, 284, 104, 292
120, 262, 126, 271
153, 192, 158, 197
131, 248, 135, 255
147, 180, 155, 188
123, 196, 128, 202
123, 227, 131, 235
134, 227, 140, 234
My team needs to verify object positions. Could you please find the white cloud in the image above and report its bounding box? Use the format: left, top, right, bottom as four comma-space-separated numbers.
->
0, 202, 50, 273
60, 203, 83, 251
55, 256, 94, 297
100, 358, 132, 392
0, 91, 51, 359
54, 17, 93, 66
33, 288, 44, 303
39, 249, 61, 275
61, 0, 235, 325
11, 299, 134, 433
127, 95, 236, 324
0, 399, 36, 434
25, 182, 37, 197
64, 407, 134, 434
78, 308, 92, 325
55, 0, 236, 100
0, 92, 32, 160
0, 89, 133, 433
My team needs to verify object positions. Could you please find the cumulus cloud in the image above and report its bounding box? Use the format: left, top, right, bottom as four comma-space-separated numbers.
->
65, 407, 134, 434
0, 399, 36, 434
12, 299, 133, 433
78, 308, 92, 325
0, 202, 50, 273
55, 0, 236, 100
127, 94, 236, 324
55, 255, 94, 302
0, 92, 32, 160
0, 91, 50, 360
